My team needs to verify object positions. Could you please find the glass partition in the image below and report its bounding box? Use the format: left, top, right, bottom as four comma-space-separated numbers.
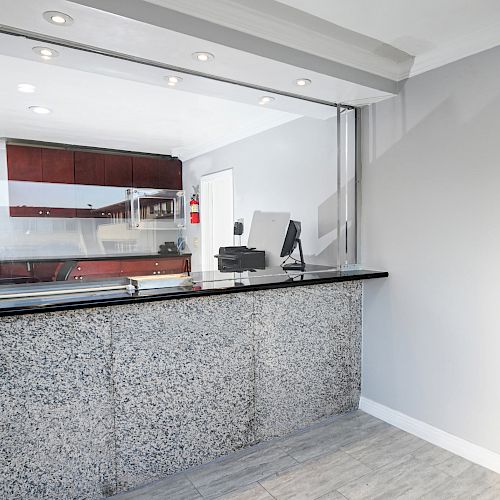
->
0, 31, 356, 298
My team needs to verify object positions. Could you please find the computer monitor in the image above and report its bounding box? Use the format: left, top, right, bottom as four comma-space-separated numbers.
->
280, 220, 305, 271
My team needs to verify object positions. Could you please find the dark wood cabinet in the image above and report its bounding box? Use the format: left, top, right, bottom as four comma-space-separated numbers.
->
104, 154, 133, 187
0, 255, 191, 283
74, 151, 105, 185
133, 157, 183, 190
41, 149, 74, 184
133, 156, 160, 188
158, 158, 182, 190
7, 143, 182, 218
6, 145, 42, 181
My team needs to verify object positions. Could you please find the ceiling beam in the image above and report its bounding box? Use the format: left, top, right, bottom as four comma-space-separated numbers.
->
69, 0, 400, 94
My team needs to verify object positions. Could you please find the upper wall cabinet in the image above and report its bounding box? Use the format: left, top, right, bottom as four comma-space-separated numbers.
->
159, 158, 182, 190
41, 149, 75, 184
6, 145, 42, 181
74, 151, 105, 185
132, 156, 159, 188
132, 157, 182, 190
104, 154, 133, 187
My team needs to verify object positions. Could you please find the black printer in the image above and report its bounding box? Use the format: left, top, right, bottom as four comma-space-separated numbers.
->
215, 246, 266, 272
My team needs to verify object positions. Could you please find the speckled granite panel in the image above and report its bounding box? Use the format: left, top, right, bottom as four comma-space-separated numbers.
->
112, 292, 255, 492
253, 282, 362, 440
0, 309, 115, 500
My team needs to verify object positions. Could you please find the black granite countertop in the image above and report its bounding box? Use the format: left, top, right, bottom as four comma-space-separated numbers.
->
0, 265, 387, 316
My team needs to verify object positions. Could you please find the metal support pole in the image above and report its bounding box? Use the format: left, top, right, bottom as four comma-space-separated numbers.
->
336, 104, 342, 269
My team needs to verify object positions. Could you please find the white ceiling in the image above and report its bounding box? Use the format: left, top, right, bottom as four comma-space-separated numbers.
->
275, 0, 500, 77
0, 34, 312, 160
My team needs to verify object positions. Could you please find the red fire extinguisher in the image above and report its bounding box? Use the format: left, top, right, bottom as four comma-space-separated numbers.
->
190, 194, 200, 224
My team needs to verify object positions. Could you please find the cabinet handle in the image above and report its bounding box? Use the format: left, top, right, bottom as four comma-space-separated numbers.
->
38, 210, 43, 215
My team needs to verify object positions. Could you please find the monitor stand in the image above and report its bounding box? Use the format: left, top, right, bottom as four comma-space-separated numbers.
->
282, 239, 306, 271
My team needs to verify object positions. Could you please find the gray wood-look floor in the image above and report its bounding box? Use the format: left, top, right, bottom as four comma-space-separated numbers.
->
112, 411, 500, 500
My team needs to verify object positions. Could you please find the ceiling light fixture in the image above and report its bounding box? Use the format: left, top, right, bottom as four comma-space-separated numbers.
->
43, 11, 74, 26
29, 106, 51, 115
17, 83, 36, 93
259, 96, 275, 105
165, 75, 183, 86
192, 52, 214, 62
295, 78, 312, 87
32, 46, 59, 60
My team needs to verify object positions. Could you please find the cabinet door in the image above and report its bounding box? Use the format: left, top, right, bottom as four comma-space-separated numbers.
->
7, 145, 42, 181
74, 151, 105, 185
120, 258, 159, 277
41, 148, 75, 184
104, 155, 133, 187
158, 158, 182, 189
65, 260, 122, 281
132, 156, 160, 188
156, 257, 190, 274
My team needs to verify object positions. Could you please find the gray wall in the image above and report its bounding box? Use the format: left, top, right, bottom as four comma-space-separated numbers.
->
361, 45, 500, 454
183, 116, 344, 271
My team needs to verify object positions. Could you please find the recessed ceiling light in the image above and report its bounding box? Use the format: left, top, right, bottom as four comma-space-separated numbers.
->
43, 11, 74, 26
17, 83, 36, 93
295, 78, 312, 87
192, 52, 214, 62
29, 106, 51, 115
165, 75, 183, 86
32, 46, 59, 60
259, 96, 275, 105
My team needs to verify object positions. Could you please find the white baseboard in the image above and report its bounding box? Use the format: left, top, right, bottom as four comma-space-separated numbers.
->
359, 396, 500, 474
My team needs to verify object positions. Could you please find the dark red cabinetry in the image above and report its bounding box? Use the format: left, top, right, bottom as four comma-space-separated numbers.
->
6, 144, 182, 218
74, 151, 105, 185
7, 145, 42, 181
104, 154, 133, 187
0, 256, 191, 284
159, 158, 182, 190
41, 149, 74, 184
132, 156, 160, 188
133, 157, 182, 190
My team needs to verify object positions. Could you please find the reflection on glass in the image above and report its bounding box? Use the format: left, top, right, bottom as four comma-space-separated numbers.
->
0, 29, 355, 297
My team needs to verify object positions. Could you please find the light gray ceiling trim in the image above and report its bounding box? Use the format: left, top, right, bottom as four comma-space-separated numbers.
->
69, 0, 399, 94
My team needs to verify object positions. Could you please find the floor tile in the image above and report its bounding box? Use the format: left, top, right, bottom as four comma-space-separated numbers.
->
215, 482, 273, 499
186, 444, 297, 499
337, 454, 451, 500
279, 411, 389, 463
340, 424, 425, 469
316, 491, 348, 499
112, 473, 201, 499
420, 462, 500, 500
434, 453, 475, 477
407, 442, 456, 466
106, 411, 500, 500
261, 449, 370, 500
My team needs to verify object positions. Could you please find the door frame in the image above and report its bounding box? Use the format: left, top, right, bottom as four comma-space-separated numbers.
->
200, 168, 234, 271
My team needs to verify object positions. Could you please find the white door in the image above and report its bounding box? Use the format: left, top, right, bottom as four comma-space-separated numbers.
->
200, 169, 234, 271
